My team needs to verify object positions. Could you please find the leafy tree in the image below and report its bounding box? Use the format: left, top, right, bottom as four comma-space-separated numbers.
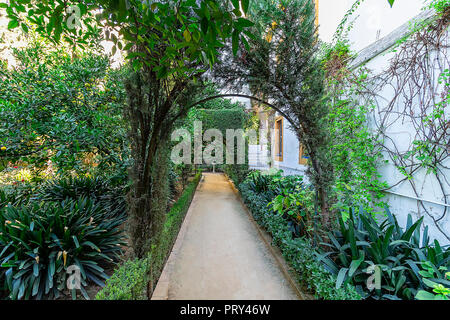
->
3, 0, 253, 257
0, 40, 127, 177
3, 1, 253, 75
189, 82, 248, 110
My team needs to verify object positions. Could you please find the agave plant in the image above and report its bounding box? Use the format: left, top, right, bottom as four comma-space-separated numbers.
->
318, 207, 450, 300
0, 198, 126, 300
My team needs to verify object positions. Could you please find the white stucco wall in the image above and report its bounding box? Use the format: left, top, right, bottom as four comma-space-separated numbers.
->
319, 0, 425, 49
273, 0, 428, 177
362, 48, 450, 245
322, 1, 450, 244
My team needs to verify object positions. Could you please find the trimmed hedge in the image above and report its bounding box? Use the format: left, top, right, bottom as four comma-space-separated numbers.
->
237, 181, 361, 300
195, 109, 247, 132
96, 172, 202, 300
223, 164, 249, 187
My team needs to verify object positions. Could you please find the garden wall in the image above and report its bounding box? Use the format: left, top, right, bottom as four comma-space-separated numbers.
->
348, 8, 450, 245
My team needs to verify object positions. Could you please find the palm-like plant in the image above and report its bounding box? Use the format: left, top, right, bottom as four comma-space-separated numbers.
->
35, 176, 127, 218
0, 198, 126, 300
319, 207, 450, 300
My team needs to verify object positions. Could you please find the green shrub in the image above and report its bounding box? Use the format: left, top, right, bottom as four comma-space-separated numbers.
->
415, 261, 450, 300
320, 207, 450, 300
95, 258, 149, 300
245, 170, 274, 194
237, 181, 361, 300
0, 42, 127, 175
241, 170, 318, 238
0, 198, 126, 300
0, 183, 36, 207
35, 176, 127, 218
96, 172, 202, 300
242, 170, 308, 200
223, 164, 249, 187
194, 109, 248, 133
267, 173, 307, 197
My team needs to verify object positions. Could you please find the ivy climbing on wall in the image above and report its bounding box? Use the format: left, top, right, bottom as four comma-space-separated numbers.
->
322, 42, 389, 216
327, 0, 449, 239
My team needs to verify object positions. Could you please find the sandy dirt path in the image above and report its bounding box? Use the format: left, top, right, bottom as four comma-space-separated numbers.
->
168, 173, 299, 300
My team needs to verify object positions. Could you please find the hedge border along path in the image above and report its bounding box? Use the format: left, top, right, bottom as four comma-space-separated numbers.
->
230, 177, 362, 300
150, 173, 204, 300
226, 175, 314, 300
96, 172, 202, 300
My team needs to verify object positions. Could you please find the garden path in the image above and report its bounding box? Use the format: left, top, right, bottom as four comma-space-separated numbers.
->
161, 173, 299, 300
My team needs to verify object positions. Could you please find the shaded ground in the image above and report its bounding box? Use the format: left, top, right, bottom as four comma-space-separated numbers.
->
168, 173, 299, 300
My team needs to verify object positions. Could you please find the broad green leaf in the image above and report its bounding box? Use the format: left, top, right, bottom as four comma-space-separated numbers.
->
336, 268, 348, 288
241, 0, 249, 14
348, 251, 365, 277
415, 290, 436, 300
8, 19, 19, 29
183, 29, 191, 42
232, 30, 239, 55
21, 23, 29, 33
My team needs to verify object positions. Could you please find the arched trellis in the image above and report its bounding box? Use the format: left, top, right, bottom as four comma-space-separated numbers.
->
188, 93, 332, 229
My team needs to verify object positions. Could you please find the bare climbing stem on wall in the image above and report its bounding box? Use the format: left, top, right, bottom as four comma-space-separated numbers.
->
370, 11, 450, 240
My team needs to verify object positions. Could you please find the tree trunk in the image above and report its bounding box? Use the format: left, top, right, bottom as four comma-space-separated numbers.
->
128, 142, 170, 258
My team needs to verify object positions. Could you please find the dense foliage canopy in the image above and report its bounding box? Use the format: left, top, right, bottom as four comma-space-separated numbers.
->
0, 41, 127, 179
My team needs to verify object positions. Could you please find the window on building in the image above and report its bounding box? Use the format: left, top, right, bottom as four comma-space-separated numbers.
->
275, 117, 283, 162
299, 143, 308, 165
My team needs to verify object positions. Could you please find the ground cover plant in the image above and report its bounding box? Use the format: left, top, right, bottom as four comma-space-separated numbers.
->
232, 169, 450, 300
0, 180, 127, 300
